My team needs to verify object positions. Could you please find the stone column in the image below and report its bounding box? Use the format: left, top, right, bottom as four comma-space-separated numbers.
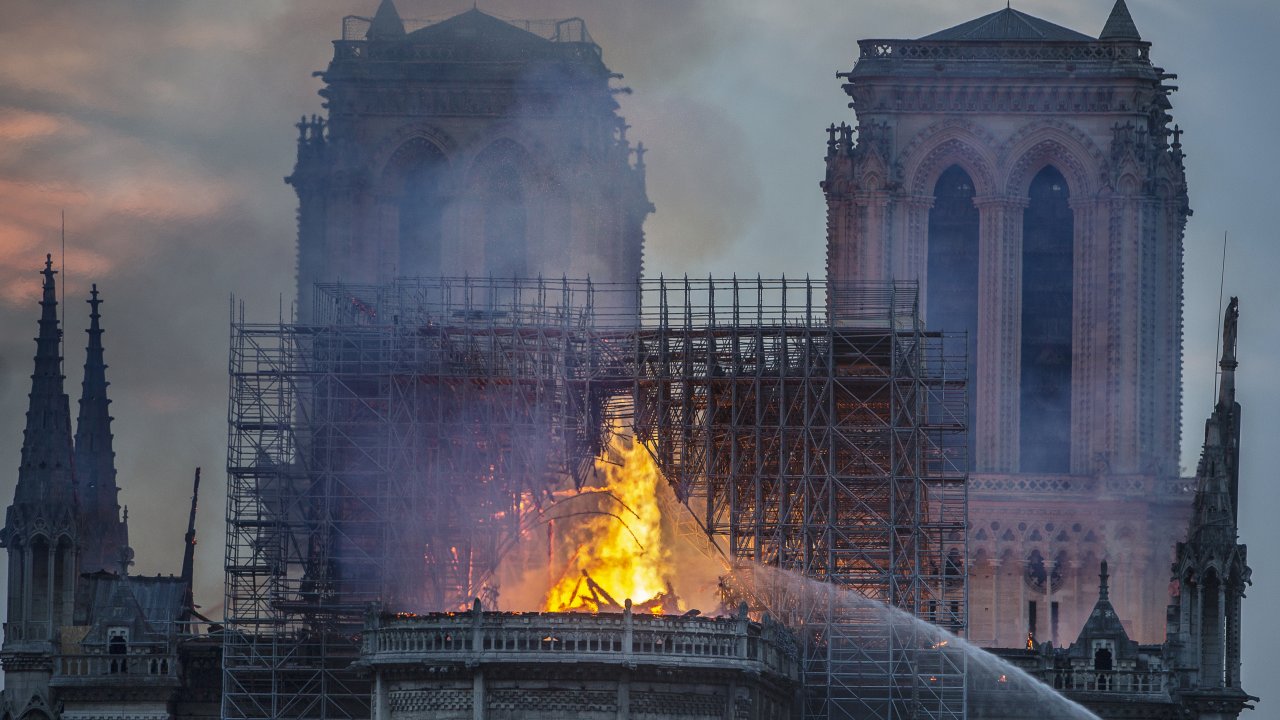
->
1227, 591, 1242, 688
1193, 581, 1203, 679
1068, 197, 1100, 474
7, 546, 20, 629
825, 194, 857, 298
893, 195, 933, 306
855, 191, 892, 284
1017, 553, 1028, 644
1106, 191, 1143, 472
1068, 557, 1081, 642
972, 197, 1028, 472
619, 601, 635, 720
45, 544, 55, 634
1045, 556, 1056, 645
1215, 583, 1227, 688
21, 545, 32, 639
472, 669, 486, 720
990, 557, 1002, 647
374, 673, 388, 720
1131, 545, 1152, 642
61, 544, 76, 627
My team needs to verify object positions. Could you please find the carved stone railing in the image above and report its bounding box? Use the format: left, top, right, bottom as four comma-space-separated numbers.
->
362, 606, 798, 681
1048, 668, 1168, 695
855, 40, 1150, 65
51, 653, 180, 684
332, 39, 603, 65
3, 620, 51, 644
969, 473, 1193, 497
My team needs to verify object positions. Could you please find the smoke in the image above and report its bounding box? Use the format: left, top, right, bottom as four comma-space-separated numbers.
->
0, 1, 1276, 712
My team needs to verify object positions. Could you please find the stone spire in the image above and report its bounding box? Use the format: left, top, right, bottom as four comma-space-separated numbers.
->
1189, 296, 1240, 535
2, 255, 80, 649
1077, 560, 1129, 643
74, 284, 130, 574
11, 255, 76, 509
367, 0, 406, 41
1167, 297, 1252, 708
1099, 0, 1141, 41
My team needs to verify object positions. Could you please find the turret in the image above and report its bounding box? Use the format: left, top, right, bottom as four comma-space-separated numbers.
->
74, 284, 131, 574
366, 0, 406, 41
1099, 0, 1142, 41
1, 255, 80, 648
1168, 297, 1254, 717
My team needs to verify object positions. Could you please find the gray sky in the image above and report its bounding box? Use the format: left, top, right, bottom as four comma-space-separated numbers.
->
0, 0, 1274, 709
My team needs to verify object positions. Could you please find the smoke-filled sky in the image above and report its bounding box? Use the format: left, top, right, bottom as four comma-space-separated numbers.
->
0, 0, 1275, 708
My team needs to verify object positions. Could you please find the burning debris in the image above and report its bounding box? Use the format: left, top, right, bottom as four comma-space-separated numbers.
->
555, 570, 680, 615
543, 425, 682, 614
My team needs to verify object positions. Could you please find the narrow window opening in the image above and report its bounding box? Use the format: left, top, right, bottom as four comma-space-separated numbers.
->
1020, 165, 1073, 472
927, 165, 979, 466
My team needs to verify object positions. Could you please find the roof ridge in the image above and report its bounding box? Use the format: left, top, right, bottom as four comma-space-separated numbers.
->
919, 7, 1094, 42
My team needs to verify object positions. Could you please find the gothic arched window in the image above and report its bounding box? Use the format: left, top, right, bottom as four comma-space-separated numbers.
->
927, 165, 979, 465
30, 537, 49, 628
52, 536, 73, 627
1020, 165, 1073, 473
385, 138, 449, 277
1201, 569, 1224, 687
7, 540, 22, 627
473, 140, 531, 279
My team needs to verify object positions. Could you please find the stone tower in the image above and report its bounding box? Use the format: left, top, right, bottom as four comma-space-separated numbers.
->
73, 284, 130, 575
289, 0, 652, 319
1166, 297, 1253, 719
824, 1, 1191, 645
1, 258, 81, 717
0, 262, 133, 720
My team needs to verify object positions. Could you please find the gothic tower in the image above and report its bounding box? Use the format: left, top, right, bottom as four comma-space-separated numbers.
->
289, 0, 652, 319
73, 285, 130, 575
1166, 298, 1253, 719
0, 264, 135, 720
824, 1, 1191, 645
1, 257, 80, 718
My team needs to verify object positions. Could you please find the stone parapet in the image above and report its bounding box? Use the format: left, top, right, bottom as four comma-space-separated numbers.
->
359, 605, 800, 720
363, 606, 798, 680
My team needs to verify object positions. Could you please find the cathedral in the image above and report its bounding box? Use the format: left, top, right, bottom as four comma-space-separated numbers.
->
0, 1, 1259, 719
287, 0, 651, 319
824, 0, 1191, 648
0, 258, 218, 720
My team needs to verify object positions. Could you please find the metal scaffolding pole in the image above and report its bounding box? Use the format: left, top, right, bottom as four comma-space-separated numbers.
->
224, 278, 624, 720
632, 279, 968, 720
224, 277, 966, 720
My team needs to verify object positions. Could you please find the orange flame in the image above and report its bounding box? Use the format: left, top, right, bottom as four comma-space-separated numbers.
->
543, 426, 673, 613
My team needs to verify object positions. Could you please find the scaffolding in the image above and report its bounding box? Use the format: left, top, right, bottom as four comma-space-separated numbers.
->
224, 278, 627, 720
224, 277, 966, 720
632, 278, 969, 720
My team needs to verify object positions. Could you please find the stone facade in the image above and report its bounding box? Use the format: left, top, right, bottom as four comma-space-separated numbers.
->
359, 603, 799, 720
977, 299, 1255, 719
289, 1, 652, 321
825, 1, 1192, 646
0, 260, 218, 720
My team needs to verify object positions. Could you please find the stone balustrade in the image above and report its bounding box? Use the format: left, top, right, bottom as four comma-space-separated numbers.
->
1048, 668, 1167, 695
362, 605, 798, 681
856, 39, 1151, 64
51, 653, 180, 686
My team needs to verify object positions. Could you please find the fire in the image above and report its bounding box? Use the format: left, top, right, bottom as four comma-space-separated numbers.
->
542, 426, 676, 614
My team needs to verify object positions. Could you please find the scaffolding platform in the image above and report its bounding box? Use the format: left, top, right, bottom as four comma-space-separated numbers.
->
224, 277, 967, 720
